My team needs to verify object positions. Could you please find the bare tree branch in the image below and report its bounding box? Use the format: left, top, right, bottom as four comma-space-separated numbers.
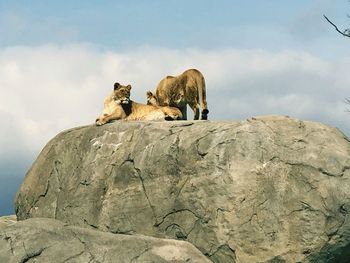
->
324, 9, 350, 113
344, 98, 350, 112
344, 98, 350, 113
323, 15, 350, 37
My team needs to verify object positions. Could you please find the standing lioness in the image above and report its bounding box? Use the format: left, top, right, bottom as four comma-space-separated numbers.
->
147, 69, 209, 120
96, 83, 182, 126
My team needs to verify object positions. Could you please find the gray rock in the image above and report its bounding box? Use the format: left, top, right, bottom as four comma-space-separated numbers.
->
0, 217, 211, 263
0, 215, 17, 231
15, 116, 350, 262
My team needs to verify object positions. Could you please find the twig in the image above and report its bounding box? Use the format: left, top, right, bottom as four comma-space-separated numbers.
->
344, 98, 350, 113
323, 15, 350, 37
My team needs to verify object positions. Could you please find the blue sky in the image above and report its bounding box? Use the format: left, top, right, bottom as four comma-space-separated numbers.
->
0, 1, 347, 52
1, 0, 350, 215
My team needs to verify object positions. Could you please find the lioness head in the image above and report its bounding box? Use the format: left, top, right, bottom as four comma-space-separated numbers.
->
146, 91, 158, 106
113, 83, 132, 104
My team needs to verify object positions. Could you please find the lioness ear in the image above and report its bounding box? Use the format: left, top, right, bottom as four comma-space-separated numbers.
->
146, 91, 152, 97
114, 82, 120, 90
126, 84, 132, 91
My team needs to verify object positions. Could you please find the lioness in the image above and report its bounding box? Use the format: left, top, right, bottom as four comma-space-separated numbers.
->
96, 83, 182, 126
146, 68, 209, 120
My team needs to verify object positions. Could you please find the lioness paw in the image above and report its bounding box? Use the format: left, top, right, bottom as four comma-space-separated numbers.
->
95, 118, 105, 126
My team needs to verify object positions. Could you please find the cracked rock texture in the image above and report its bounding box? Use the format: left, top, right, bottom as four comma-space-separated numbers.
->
0, 217, 210, 263
15, 116, 350, 262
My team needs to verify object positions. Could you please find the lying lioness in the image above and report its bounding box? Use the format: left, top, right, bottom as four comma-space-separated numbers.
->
96, 83, 182, 126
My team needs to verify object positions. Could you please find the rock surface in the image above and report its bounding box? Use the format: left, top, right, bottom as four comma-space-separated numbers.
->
0, 215, 16, 231
0, 217, 210, 263
15, 116, 350, 262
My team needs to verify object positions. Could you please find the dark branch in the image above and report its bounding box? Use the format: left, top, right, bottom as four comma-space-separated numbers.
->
323, 15, 350, 37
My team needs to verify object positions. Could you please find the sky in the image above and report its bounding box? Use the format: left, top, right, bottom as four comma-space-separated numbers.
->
1, 0, 350, 216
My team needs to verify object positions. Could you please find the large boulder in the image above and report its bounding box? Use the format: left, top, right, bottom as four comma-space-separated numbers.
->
0, 217, 210, 263
15, 116, 350, 262
0, 216, 16, 231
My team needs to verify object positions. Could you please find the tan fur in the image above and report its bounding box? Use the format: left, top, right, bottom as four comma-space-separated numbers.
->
96, 83, 182, 126
146, 69, 209, 120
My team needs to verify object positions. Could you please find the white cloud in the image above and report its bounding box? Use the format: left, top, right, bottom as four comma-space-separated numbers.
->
0, 44, 349, 162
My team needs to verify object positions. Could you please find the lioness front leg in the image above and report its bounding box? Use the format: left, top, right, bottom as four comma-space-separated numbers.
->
96, 113, 119, 126
179, 106, 187, 120
188, 101, 200, 120
96, 114, 108, 126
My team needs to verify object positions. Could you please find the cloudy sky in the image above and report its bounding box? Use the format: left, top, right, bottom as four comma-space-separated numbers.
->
1, 0, 350, 215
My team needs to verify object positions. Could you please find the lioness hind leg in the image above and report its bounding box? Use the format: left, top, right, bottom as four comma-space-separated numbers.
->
201, 109, 209, 120
194, 108, 200, 120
